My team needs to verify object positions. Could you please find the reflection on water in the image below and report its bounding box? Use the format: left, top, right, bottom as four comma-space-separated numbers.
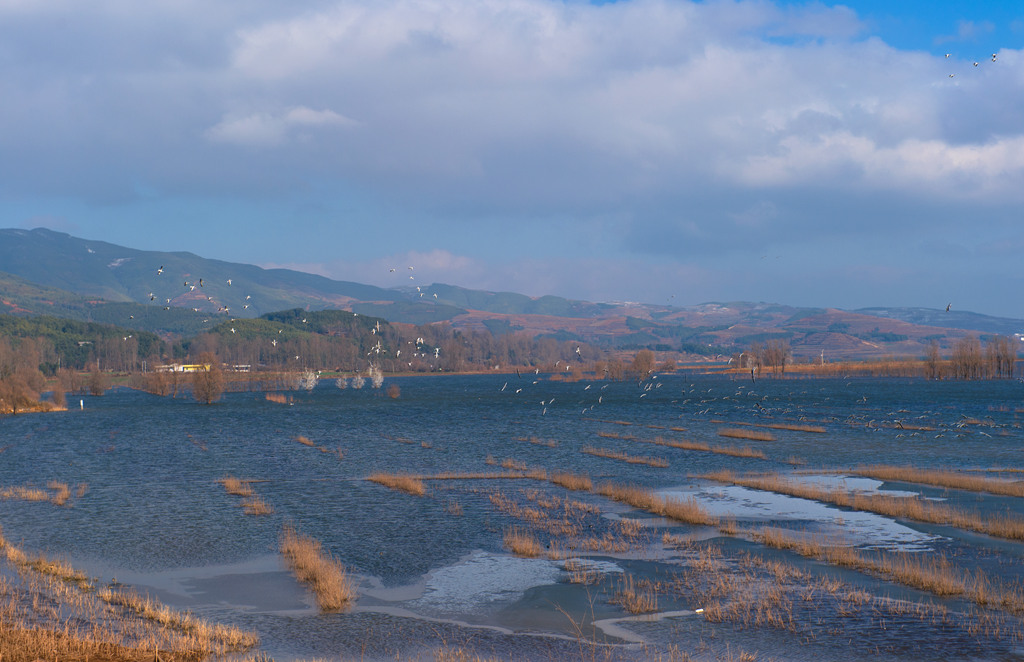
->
1, 374, 1023, 660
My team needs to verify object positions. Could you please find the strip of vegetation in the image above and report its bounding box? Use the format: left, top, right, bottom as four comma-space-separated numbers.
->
636, 435, 767, 460
280, 525, 356, 612
852, 465, 1024, 498
582, 446, 669, 468
367, 473, 427, 497
753, 527, 1024, 615
594, 482, 717, 526
717, 428, 776, 442
704, 470, 1024, 542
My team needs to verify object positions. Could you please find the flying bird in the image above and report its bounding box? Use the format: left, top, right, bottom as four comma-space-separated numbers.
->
157, 266, 164, 274
946, 303, 951, 312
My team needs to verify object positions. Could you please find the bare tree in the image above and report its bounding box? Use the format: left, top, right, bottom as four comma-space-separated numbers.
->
986, 335, 1017, 379
925, 341, 942, 379
191, 354, 225, 405
951, 336, 984, 379
760, 339, 791, 374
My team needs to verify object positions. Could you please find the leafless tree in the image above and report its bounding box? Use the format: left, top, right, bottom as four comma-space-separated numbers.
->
191, 354, 225, 405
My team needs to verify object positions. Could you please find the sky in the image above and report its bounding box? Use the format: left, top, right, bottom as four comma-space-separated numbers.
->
2, 0, 1023, 318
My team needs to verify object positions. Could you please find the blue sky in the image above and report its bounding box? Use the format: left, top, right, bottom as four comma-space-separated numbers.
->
2, 0, 1023, 317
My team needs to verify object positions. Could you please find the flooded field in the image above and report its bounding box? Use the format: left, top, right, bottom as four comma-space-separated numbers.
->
1, 373, 1023, 660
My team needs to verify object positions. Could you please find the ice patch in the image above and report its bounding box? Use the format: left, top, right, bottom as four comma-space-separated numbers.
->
659, 485, 942, 552
412, 550, 563, 614
560, 558, 623, 575
790, 474, 920, 498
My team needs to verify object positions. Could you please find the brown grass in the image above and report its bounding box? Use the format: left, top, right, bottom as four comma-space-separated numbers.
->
611, 574, 659, 614
595, 482, 717, 526
514, 436, 558, 447
367, 472, 427, 497
294, 435, 316, 447
754, 527, 1024, 614
717, 428, 776, 442
638, 436, 768, 460
582, 446, 669, 468
503, 527, 542, 558
550, 472, 593, 492
0, 485, 53, 503
704, 470, 1024, 542
96, 587, 260, 649
265, 392, 291, 404
46, 481, 72, 506
564, 558, 601, 584
217, 475, 253, 497
597, 430, 637, 440
0, 528, 259, 658
279, 525, 356, 612
242, 497, 274, 515
853, 464, 1024, 497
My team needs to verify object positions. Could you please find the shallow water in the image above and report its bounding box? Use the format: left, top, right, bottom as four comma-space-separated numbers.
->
2, 373, 1023, 660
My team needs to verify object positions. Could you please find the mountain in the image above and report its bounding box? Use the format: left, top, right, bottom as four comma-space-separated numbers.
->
1, 228, 1021, 360
856, 307, 1024, 337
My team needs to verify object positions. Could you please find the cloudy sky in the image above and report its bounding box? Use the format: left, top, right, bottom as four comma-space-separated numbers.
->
2, 0, 1022, 317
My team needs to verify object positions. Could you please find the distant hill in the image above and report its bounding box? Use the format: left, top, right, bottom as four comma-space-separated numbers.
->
856, 307, 1024, 337
1, 228, 1022, 360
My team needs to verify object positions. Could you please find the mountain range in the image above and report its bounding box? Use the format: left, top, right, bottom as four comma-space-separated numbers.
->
1, 227, 1021, 360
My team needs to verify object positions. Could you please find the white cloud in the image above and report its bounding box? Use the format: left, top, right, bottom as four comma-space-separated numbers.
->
205, 106, 356, 146
2, 0, 1024, 317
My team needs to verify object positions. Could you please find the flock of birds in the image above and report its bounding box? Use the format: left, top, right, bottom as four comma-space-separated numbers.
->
146, 265, 246, 317
500, 373, 1005, 447
946, 51, 999, 78
139, 261, 449, 367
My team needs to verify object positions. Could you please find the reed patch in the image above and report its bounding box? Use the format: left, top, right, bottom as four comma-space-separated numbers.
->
717, 428, 776, 442
852, 464, 1024, 498
367, 472, 427, 496
280, 525, 356, 612
703, 470, 1024, 543
582, 445, 669, 468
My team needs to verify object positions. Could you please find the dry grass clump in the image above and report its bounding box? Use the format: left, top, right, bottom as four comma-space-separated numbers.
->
46, 481, 72, 506
582, 445, 669, 468
550, 471, 593, 492
217, 476, 273, 515
595, 482, 718, 527
367, 472, 427, 497
218, 475, 254, 497
563, 558, 601, 584
294, 435, 316, 447
853, 465, 1024, 497
703, 470, 1024, 542
611, 574, 659, 614
97, 587, 260, 650
503, 527, 542, 558
514, 436, 558, 447
761, 422, 826, 433
0, 529, 259, 658
637, 436, 767, 460
754, 527, 1024, 614
242, 497, 274, 515
280, 525, 356, 612
1, 484, 58, 504
597, 430, 637, 440
265, 392, 291, 404
717, 428, 776, 442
